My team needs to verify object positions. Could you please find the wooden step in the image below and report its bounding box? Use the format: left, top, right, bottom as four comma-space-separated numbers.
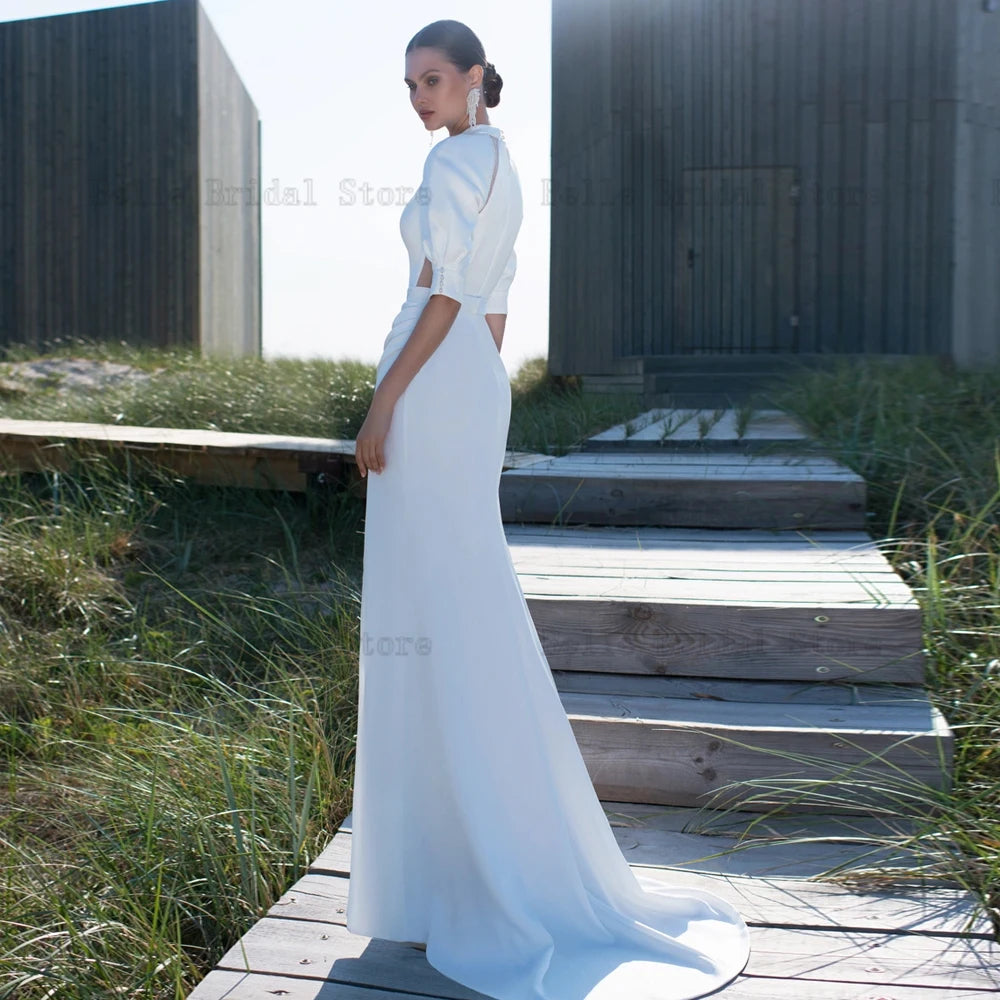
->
325, 807, 932, 881
644, 371, 790, 397
505, 524, 924, 683
556, 680, 952, 814
499, 451, 866, 530
583, 407, 810, 452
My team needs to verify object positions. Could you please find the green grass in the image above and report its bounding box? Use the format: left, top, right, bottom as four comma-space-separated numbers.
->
0, 341, 644, 999
0, 457, 362, 999
751, 356, 1000, 930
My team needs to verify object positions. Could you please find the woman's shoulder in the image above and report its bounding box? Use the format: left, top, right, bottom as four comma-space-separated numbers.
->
421, 132, 498, 191
427, 129, 500, 164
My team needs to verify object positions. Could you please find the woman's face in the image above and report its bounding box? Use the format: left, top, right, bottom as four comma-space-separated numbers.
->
404, 47, 483, 136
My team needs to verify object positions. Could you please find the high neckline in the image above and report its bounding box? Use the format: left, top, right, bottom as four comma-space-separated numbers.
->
458, 123, 502, 136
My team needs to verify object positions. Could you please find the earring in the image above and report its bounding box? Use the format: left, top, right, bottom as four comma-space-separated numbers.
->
466, 86, 480, 129
429, 127, 435, 148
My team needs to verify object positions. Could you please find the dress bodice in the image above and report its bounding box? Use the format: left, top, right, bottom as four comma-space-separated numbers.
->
399, 124, 523, 316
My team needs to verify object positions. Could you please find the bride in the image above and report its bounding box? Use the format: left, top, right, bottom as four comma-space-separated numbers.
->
346, 18, 750, 1000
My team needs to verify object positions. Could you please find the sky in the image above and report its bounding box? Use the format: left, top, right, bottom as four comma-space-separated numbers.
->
0, 0, 552, 376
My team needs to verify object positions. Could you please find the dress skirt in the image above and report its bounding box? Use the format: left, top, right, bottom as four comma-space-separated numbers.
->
346, 284, 751, 1000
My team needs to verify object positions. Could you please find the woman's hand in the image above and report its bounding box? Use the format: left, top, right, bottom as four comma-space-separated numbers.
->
355, 392, 396, 477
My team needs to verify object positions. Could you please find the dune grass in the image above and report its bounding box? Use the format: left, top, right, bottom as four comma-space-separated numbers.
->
0, 456, 363, 999
752, 357, 1000, 931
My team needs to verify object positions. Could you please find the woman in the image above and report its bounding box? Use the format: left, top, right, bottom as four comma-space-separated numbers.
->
346, 19, 750, 1000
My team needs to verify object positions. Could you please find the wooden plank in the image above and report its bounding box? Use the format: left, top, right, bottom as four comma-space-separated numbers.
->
597, 799, 915, 840
561, 690, 950, 811
186, 968, 997, 1000
842, 100, 864, 353
266, 869, 991, 940
204, 916, 1000, 994
0, 419, 549, 484
524, 596, 923, 684
335, 804, 921, 850
506, 525, 890, 550
1, 437, 313, 491
511, 543, 903, 569
501, 450, 554, 470
509, 539, 912, 584
908, 116, 932, 352
884, 98, 907, 353
511, 451, 861, 473
0, 418, 353, 453
501, 473, 867, 531
502, 461, 863, 481
560, 688, 947, 736
743, 926, 1000, 990
321, 811, 926, 881
515, 551, 904, 573
522, 577, 911, 604
698, 980, 993, 1000
551, 673, 934, 707
209, 920, 477, 998
187, 971, 413, 1000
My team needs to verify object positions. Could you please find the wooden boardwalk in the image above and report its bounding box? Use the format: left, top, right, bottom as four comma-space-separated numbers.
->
0, 410, 990, 997
583, 407, 809, 451
186, 803, 999, 999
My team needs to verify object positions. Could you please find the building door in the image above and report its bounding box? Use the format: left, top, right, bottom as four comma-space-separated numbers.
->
674, 167, 798, 354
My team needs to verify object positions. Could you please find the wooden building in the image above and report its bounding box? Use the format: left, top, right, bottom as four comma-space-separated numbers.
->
0, 0, 261, 357
550, 0, 1000, 396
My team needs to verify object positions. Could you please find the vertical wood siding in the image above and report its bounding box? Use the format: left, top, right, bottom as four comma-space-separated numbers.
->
0, 0, 260, 357
550, 0, 999, 375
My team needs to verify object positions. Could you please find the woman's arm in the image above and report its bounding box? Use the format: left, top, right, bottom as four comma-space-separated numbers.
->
354, 290, 460, 478
376, 293, 462, 406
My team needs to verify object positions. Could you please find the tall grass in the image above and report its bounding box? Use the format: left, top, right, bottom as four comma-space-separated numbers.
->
0, 454, 362, 999
749, 357, 1000, 932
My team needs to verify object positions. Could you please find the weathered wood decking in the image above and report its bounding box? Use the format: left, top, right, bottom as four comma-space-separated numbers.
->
583, 407, 809, 451
499, 452, 866, 530
185, 803, 999, 999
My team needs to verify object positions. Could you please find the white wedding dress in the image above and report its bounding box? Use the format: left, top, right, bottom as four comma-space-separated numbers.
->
346, 123, 750, 1000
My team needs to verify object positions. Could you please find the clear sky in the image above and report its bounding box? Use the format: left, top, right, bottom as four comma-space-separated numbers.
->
0, 0, 552, 376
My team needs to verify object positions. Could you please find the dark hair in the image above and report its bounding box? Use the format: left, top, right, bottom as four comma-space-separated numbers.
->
405, 20, 504, 108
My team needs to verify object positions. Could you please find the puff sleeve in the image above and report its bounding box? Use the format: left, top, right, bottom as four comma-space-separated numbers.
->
418, 142, 486, 305
484, 248, 517, 315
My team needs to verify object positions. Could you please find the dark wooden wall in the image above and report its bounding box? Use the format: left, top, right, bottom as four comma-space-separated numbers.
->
0, 0, 260, 357
550, 0, 1000, 377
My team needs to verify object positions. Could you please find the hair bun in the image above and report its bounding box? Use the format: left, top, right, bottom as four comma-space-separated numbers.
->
483, 61, 503, 108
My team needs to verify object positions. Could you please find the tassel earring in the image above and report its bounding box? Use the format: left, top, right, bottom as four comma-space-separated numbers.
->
466, 86, 480, 129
